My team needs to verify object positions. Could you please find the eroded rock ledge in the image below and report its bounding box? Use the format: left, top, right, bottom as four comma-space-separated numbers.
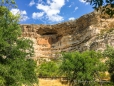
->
21, 11, 114, 60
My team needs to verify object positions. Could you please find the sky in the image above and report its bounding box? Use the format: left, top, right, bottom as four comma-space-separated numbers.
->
10, 0, 94, 24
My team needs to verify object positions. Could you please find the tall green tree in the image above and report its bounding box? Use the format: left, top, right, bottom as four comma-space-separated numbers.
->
59, 51, 106, 86
103, 46, 114, 83
0, 0, 38, 86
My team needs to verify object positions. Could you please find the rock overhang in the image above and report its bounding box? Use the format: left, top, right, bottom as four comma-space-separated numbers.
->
20, 11, 114, 59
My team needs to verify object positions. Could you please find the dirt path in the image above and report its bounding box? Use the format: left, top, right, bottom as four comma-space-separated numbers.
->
39, 78, 68, 86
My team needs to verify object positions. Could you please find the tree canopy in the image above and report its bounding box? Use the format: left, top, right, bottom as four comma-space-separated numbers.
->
103, 46, 114, 83
0, 0, 38, 86
59, 51, 106, 86
86, 0, 114, 17
38, 61, 59, 78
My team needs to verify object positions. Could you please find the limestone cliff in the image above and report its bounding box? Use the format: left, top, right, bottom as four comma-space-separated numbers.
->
20, 11, 114, 60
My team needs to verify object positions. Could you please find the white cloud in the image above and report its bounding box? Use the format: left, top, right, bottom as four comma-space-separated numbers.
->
68, 2, 74, 8
35, 0, 65, 22
68, 5, 72, 7
47, 0, 51, 4
10, 9, 20, 15
21, 10, 27, 15
69, 17, 75, 20
29, 0, 35, 6
79, 0, 86, 3
75, 6, 78, 10
10, 9, 29, 22
38, 0, 43, 3
79, 0, 89, 4
48, 15, 64, 22
32, 12, 44, 19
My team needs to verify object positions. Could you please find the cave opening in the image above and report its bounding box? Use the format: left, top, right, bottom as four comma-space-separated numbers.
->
37, 28, 57, 36
42, 32, 57, 35
37, 28, 63, 44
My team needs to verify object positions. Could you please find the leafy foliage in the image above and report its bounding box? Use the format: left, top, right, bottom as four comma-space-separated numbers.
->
86, 0, 114, 17
103, 46, 114, 83
59, 51, 106, 86
0, 58, 37, 86
86, 0, 114, 8
0, 0, 38, 86
38, 61, 59, 78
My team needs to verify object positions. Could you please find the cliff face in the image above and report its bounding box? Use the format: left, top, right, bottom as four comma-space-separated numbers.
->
21, 11, 114, 59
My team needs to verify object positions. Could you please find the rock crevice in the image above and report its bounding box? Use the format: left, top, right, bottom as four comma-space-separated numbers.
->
21, 11, 114, 59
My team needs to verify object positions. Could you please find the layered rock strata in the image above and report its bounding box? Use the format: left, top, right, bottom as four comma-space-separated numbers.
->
21, 11, 114, 59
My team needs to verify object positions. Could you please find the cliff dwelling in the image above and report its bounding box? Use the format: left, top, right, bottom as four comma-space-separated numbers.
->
20, 11, 114, 60
37, 28, 59, 45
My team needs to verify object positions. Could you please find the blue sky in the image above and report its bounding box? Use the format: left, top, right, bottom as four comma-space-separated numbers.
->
10, 0, 94, 24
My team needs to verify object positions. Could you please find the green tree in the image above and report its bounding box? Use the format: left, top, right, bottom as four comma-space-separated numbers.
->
86, 0, 114, 8
38, 61, 59, 78
103, 46, 114, 83
59, 51, 106, 86
0, 0, 38, 86
86, 0, 114, 17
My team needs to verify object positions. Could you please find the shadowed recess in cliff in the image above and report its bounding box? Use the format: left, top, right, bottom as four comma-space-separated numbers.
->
37, 28, 63, 44
20, 10, 114, 58
37, 28, 57, 35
